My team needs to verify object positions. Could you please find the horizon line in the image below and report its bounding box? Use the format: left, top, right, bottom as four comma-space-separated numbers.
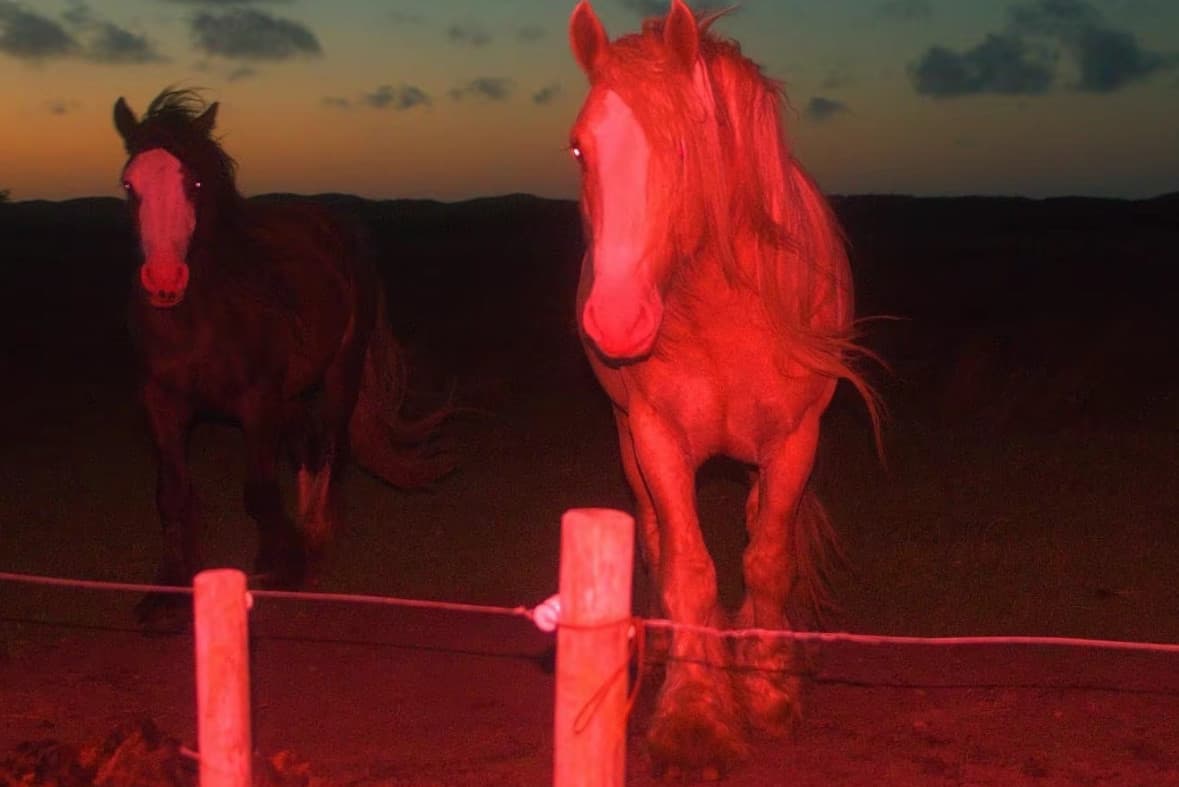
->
5, 189, 1177, 207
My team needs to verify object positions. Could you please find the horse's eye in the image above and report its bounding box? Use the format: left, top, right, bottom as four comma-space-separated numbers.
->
122, 181, 132, 192
570, 146, 583, 161
193, 180, 202, 190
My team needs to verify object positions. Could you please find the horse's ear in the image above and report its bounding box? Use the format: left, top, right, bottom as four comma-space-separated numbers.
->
193, 102, 219, 137
570, 0, 608, 76
113, 97, 138, 145
664, 0, 700, 71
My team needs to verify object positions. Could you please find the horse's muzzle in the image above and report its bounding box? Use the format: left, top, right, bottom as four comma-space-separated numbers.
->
139, 261, 190, 308
581, 287, 662, 361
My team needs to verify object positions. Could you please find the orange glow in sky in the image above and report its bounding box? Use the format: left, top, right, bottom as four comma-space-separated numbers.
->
1, 0, 1177, 202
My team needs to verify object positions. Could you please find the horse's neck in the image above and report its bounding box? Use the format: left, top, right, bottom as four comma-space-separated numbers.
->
192, 200, 249, 253
663, 245, 763, 331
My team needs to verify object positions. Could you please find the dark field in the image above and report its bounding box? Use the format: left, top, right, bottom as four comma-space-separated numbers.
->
2, 192, 1177, 785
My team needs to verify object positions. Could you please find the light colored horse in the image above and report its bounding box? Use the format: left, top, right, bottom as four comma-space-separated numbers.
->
568, 0, 881, 775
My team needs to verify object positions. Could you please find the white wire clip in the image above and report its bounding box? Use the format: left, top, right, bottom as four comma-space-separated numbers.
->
529, 595, 636, 640
531, 594, 562, 633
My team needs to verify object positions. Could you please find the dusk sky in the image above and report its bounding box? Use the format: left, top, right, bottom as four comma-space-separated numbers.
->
2, 0, 1177, 202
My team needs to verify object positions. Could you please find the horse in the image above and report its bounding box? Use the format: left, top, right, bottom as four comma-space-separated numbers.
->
114, 89, 449, 626
568, 1, 881, 776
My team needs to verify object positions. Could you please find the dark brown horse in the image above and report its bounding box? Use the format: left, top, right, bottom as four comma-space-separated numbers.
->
568, 1, 881, 776
114, 89, 448, 626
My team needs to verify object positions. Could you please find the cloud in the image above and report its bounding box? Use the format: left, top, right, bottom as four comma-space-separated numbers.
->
0, 1, 164, 63
362, 84, 431, 110
532, 83, 561, 105
805, 96, 849, 122
389, 11, 424, 25
0, 1, 79, 59
1008, 0, 1172, 92
226, 65, 256, 81
191, 9, 321, 60
874, 0, 932, 22
46, 98, 77, 115
621, 0, 734, 17
63, 4, 165, 64
909, 0, 1177, 97
910, 33, 1056, 97
449, 77, 513, 102
447, 22, 490, 47
1008, 0, 1102, 36
1073, 26, 1172, 91
87, 22, 164, 63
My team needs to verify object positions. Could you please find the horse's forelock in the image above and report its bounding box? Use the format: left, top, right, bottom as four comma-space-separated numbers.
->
128, 126, 237, 201
125, 90, 237, 196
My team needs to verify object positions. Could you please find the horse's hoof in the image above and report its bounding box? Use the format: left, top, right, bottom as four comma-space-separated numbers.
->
647, 680, 749, 780
735, 675, 802, 739
134, 592, 191, 635
651, 761, 725, 782
731, 637, 805, 738
253, 547, 306, 590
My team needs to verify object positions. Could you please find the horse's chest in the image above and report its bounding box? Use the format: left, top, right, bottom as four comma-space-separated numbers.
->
138, 315, 323, 414
615, 330, 827, 463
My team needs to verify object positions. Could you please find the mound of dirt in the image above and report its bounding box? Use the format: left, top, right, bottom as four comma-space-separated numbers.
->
1, 717, 316, 787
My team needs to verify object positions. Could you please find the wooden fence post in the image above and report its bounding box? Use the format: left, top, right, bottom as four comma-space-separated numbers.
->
193, 569, 252, 787
553, 508, 635, 787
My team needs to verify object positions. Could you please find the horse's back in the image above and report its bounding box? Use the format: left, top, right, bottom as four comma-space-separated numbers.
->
245, 198, 371, 288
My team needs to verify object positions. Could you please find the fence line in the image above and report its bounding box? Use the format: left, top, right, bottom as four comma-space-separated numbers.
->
4, 569, 1179, 656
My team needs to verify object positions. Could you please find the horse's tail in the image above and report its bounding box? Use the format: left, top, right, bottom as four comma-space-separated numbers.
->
349, 292, 455, 488
789, 486, 844, 628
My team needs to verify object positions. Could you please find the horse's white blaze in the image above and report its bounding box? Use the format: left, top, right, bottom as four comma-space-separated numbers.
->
124, 148, 194, 305
589, 89, 651, 278
582, 89, 663, 358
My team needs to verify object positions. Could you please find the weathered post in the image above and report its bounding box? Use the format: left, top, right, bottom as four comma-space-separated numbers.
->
193, 568, 252, 787
553, 508, 635, 787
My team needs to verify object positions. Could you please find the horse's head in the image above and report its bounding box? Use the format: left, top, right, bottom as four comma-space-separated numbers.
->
114, 91, 231, 308
569, 0, 717, 360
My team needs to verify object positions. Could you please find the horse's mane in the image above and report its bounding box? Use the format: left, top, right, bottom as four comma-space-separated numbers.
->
596, 15, 884, 445
127, 88, 239, 201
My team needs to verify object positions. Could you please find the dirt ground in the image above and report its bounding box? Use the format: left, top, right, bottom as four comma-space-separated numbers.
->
2, 194, 1177, 785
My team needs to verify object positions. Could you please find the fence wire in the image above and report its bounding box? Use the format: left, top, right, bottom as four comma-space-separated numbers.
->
4, 569, 1179, 655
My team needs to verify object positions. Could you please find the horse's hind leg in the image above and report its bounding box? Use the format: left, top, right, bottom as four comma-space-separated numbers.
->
298, 342, 365, 557
286, 401, 330, 561
732, 407, 825, 737
626, 409, 748, 777
243, 393, 305, 589
136, 383, 200, 628
295, 421, 345, 560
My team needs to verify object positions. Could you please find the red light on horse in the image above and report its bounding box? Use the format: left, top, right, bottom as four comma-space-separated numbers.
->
114, 90, 451, 628
569, 1, 882, 776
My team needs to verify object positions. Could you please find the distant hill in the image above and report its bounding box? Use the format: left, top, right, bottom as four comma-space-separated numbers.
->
1, 190, 1176, 429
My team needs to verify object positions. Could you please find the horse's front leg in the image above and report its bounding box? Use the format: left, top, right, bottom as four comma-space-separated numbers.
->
242, 391, 305, 589
136, 381, 199, 628
613, 412, 661, 617
734, 405, 825, 737
627, 407, 748, 777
